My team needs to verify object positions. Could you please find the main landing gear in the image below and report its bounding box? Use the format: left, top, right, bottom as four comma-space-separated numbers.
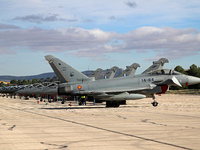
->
151, 94, 158, 107
106, 101, 120, 107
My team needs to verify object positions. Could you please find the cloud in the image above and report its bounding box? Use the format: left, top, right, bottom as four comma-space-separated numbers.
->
84, 19, 94, 23
66, 19, 78, 22
2, 0, 200, 31
109, 16, 116, 20
0, 24, 21, 30
120, 27, 200, 59
124, 1, 137, 8
13, 14, 66, 24
0, 26, 199, 60
0, 27, 115, 54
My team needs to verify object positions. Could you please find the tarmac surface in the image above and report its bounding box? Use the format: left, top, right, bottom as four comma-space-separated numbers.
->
0, 94, 200, 150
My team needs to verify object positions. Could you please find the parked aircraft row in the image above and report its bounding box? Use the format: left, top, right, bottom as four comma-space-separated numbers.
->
45, 56, 200, 107
0, 82, 58, 101
1, 56, 200, 107
0, 58, 162, 97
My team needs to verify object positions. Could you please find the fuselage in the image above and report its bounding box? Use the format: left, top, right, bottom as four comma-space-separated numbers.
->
58, 69, 193, 98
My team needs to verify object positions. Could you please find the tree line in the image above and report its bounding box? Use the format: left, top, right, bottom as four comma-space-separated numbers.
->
0, 76, 58, 86
173, 64, 200, 89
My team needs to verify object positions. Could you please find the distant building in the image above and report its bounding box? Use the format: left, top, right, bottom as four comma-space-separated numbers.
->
0, 81, 10, 85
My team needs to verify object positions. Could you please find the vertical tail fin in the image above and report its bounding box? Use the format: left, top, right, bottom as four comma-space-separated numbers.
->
98, 66, 119, 79
142, 58, 169, 74
45, 55, 91, 83
116, 63, 140, 77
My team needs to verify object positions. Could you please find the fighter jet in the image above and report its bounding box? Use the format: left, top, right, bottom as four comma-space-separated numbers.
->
89, 68, 103, 80
0, 86, 19, 94
98, 66, 119, 79
116, 63, 140, 77
0, 86, 21, 98
45, 55, 200, 107
15, 82, 59, 101
17, 84, 39, 95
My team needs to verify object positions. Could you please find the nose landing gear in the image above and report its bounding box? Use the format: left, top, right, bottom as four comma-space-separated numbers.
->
151, 94, 158, 107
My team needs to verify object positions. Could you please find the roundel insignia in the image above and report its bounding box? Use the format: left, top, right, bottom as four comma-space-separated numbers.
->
77, 85, 82, 89
70, 72, 74, 77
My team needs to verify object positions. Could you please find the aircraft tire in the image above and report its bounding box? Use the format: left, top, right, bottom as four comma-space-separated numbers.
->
106, 101, 120, 107
113, 101, 120, 107
106, 101, 112, 107
120, 100, 126, 105
152, 101, 158, 107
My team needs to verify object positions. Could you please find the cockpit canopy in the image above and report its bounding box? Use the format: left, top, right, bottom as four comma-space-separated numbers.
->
148, 69, 182, 75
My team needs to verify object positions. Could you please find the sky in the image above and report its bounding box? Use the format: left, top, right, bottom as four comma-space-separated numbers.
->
0, 0, 200, 76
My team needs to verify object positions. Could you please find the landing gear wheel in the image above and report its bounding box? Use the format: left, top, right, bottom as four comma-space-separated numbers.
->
106, 101, 112, 107
106, 101, 120, 107
152, 101, 158, 107
151, 94, 158, 107
113, 101, 120, 107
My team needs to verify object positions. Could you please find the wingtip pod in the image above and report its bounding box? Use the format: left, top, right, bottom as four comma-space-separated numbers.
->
44, 55, 56, 61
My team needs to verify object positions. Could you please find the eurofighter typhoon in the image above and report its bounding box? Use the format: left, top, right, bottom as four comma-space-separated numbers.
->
45, 55, 200, 107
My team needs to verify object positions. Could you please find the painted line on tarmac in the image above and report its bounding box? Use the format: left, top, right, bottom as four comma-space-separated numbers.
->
0, 105, 193, 150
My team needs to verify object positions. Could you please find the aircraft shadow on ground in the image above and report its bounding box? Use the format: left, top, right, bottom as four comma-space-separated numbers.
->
40, 105, 143, 110
41, 106, 106, 110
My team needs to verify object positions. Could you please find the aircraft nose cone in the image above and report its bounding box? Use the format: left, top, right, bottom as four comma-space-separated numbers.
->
188, 76, 200, 85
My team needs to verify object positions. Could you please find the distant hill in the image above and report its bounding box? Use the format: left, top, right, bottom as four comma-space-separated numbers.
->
0, 69, 124, 82
0, 72, 56, 82
0, 71, 94, 82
